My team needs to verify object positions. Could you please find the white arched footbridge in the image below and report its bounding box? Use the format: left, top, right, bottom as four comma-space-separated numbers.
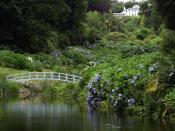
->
6, 72, 82, 83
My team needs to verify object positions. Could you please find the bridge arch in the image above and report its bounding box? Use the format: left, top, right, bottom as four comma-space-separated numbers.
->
6, 72, 82, 84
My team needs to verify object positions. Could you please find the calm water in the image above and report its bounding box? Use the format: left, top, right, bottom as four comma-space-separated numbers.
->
0, 98, 175, 131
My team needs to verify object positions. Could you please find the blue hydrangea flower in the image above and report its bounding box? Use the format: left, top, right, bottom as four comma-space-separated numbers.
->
87, 92, 93, 103
87, 82, 92, 89
87, 92, 93, 99
127, 98, 135, 106
93, 88, 97, 94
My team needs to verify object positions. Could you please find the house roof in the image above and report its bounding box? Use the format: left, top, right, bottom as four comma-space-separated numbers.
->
133, 5, 140, 9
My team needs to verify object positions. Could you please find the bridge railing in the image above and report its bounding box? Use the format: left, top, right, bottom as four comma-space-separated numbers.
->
6, 72, 82, 83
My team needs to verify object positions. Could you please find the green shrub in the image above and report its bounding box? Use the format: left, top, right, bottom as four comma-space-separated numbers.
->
47, 83, 83, 101
57, 33, 71, 49
26, 61, 44, 72
127, 106, 145, 115
150, 36, 162, 45
103, 32, 128, 42
79, 73, 91, 89
62, 83, 80, 98
136, 33, 145, 40
164, 90, 175, 108
82, 51, 160, 111
105, 13, 124, 32
61, 48, 89, 66
0, 50, 62, 71
143, 93, 157, 113
102, 41, 159, 58
32, 53, 60, 69
83, 25, 102, 43
44, 86, 59, 99
53, 66, 68, 73
161, 30, 175, 55
0, 78, 20, 97
124, 17, 140, 33
140, 28, 153, 38
83, 11, 106, 43
158, 31, 175, 92
86, 11, 106, 33
0, 50, 27, 69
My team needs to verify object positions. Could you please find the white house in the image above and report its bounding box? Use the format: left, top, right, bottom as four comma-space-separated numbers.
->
114, 5, 140, 16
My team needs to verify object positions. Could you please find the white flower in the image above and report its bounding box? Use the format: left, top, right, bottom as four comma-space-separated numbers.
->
118, 68, 123, 72
169, 72, 174, 77
138, 64, 144, 68
89, 61, 97, 67
118, 94, 122, 97
27, 57, 33, 62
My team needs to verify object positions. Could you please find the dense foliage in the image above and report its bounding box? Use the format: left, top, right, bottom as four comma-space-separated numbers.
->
88, 0, 111, 12
0, 0, 87, 53
0, 78, 20, 98
1, 0, 175, 119
154, 0, 175, 30
112, 2, 124, 13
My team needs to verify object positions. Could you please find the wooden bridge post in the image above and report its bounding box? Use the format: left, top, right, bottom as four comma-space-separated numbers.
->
44, 72, 46, 80
29, 73, 31, 79
73, 75, 75, 82
59, 73, 60, 80
51, 72, 53, 79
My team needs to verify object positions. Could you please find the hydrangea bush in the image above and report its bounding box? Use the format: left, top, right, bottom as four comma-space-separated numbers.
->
87, 74, 105, 109
85, 52, 160, 112
87, 73, 137, 112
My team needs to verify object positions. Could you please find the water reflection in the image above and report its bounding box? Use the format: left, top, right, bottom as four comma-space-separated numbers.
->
0, 99, 175, 131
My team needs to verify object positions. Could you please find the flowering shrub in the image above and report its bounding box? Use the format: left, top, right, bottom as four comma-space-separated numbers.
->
84, 52, 160, 112
87, 74, 137, 112
148, 62, 159, 73
87, 74, 108, 109
108, 78, 136, 112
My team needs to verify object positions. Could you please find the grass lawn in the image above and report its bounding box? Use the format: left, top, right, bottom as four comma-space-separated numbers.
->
0, 67, 28, 77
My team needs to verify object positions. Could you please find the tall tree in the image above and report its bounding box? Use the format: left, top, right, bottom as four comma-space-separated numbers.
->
124, 1, 137, 9
0, 0, 22, 44
154, 0, 175, 30
88, 0, 111, 13
154, 0, 175, 91
0, 0, 87, 53
112, 2, 124, 13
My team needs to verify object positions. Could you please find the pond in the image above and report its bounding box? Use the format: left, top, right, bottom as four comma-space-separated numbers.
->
0, 97, 174, 131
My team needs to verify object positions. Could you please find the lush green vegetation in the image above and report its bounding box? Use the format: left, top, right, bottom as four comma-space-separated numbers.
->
0, 77, 21, 98
88, 0, 111, 13
153, 0, 175, 118
0, 0, 87, 53
0, 0, 175, 119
